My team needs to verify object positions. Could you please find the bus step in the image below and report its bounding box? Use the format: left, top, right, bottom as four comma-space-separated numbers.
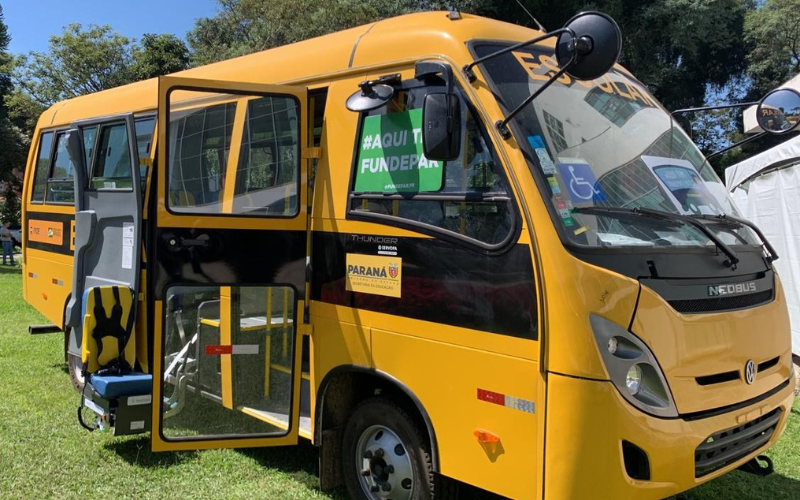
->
28, 324, 62, 335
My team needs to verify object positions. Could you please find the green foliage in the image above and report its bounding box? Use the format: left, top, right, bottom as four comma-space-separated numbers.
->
744, 0, 800, 99
132, 34, 190, 80
9, 24, 190, 136
15, 24, 135, 108
187, 0, 491, 65
0, 5, 24, 226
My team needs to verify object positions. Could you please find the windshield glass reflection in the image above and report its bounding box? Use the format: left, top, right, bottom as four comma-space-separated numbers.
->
472, 42, 758, 248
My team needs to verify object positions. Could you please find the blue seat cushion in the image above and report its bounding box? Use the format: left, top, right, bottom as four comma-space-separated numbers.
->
90, 373, 152, 399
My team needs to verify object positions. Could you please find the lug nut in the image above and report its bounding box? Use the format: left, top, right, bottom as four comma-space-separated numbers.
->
361, 468, 371, 476
386, 465, 394, 473
382, 483, 392, 492
374, 448, 384, 458
364, 450, 373, 459
370, 485, 380, 493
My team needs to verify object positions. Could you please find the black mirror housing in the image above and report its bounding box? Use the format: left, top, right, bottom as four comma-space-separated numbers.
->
422, 93, 461, 161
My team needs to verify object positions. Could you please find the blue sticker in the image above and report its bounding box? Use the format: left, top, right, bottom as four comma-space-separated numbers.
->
556, 162, 606, 203
527, 135, 546, 149
547, 176, 561, 194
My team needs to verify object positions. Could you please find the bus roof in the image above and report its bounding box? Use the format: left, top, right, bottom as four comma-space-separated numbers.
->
37, 11, 539, 128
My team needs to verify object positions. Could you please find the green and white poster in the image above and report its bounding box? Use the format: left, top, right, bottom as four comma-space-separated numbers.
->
355, 108, 444, 193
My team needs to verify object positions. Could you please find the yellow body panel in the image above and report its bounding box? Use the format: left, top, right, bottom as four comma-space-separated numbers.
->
544, 374, 794, 500
633, 279, 793, 414
371, 328, 541, 500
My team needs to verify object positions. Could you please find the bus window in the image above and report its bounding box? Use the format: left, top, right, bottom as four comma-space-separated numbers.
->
46, 132, 77, 204
89, 122, 133, 190
349, 85, 515, 246
135, 117, 155, 175
168, 101, 235, 212
30, 131, 54, 203
232, 96, 300, 216
82, 126, 98, 174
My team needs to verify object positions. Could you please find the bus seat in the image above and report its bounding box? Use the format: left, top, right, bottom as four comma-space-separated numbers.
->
90, 372, 152, 398
81, 285, 137, 375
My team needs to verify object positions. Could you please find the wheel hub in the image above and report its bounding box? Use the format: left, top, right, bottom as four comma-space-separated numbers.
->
356, 425, 414, 500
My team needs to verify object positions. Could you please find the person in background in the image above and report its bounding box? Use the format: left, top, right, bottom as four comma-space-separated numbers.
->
0, 221, 14, 266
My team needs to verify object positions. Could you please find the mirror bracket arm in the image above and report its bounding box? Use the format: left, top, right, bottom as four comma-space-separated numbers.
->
463, 27, 573, 83
671, 101, 757, 117
495, 49, 577, 139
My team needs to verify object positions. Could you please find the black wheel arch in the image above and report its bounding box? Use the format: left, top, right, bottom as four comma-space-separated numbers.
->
315, 365, 440, 472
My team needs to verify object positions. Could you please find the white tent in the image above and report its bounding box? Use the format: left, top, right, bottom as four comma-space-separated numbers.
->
725, 134, 800, 357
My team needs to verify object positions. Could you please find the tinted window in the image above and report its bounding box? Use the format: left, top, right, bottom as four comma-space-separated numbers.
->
90, 123, 132, 190
349, 86, 515, 246
135, 117, 156, 179
167, 101, 235, 213
47, 132, 76, 204
31, 132, 54, 203
232, 96, 300, 216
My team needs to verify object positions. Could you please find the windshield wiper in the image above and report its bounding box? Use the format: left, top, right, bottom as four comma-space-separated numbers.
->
572, 206, 739, 268
690, 213, 778, 262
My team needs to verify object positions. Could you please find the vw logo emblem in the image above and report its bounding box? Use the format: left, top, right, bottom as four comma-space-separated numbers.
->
745, 360, 757, 385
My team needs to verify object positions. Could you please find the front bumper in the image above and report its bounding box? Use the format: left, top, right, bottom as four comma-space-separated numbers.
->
543, 373, 795, 500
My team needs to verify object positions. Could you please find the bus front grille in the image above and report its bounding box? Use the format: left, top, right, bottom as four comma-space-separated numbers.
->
694, 408, 782, 477
669, 290, 773, 314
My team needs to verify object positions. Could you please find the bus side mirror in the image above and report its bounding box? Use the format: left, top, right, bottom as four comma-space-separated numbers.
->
556, 11, 622, 81
422, 93, 461, 161
757, 87, 800, 134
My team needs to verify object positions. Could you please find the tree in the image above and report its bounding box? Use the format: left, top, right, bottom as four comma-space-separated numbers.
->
744, 0, 800, 99
188, 0, 490, 65
0, 5, 26, 225
9, 24, 189, 138
13, 24, 135, 109
131, 34, 190, 80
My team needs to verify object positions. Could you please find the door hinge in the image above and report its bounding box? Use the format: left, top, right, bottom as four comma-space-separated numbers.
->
302, 147, 322, 159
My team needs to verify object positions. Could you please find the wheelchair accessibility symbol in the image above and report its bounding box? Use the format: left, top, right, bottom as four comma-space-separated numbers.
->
556, 162, 606, 203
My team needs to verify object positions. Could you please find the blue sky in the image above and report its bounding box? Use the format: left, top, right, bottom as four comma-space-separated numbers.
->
3, 0, 220, 54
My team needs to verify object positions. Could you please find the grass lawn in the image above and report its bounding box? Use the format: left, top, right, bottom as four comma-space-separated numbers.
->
0, 265, 797, 499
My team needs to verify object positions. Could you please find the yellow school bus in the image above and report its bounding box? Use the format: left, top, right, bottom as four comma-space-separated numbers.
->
21, 10, 796, 500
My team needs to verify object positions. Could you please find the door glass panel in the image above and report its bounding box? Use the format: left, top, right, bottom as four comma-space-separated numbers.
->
162, 285, 296, 439
82, 125, 98, 173
47, 132, 76, 204
232, 96, 300, 216
167, 95, 236, 213
135, 117, 156, 179
90, 122, 133, 190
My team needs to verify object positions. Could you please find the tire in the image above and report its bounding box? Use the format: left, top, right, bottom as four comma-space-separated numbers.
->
68, 352, 86, 392
342, 398, 436, 500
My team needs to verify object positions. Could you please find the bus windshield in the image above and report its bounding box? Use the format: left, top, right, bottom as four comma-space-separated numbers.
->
471, 41, 760, 249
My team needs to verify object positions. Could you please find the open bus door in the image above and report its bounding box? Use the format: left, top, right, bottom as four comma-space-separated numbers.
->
64, 114, 143, 373
150, 76, 308, 451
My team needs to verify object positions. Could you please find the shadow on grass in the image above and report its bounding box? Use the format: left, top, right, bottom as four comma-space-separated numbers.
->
0, 265, 22, 275
104, 435, 199, 468
672, 470, 800, 500
106, 435, 349, 498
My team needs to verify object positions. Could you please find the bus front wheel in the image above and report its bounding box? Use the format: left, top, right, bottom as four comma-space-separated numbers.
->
342, 398, 434, 500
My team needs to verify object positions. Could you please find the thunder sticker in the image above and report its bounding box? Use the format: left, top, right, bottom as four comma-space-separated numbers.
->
345, 254, 403, 298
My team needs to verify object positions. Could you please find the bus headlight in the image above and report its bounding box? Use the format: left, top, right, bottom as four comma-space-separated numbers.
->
590, 314, 678, 418
626, 365, 642, 394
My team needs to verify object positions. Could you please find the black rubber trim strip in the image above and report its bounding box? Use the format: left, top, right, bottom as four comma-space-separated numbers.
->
681, 379, 790, 421
547, 371, 608, 383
